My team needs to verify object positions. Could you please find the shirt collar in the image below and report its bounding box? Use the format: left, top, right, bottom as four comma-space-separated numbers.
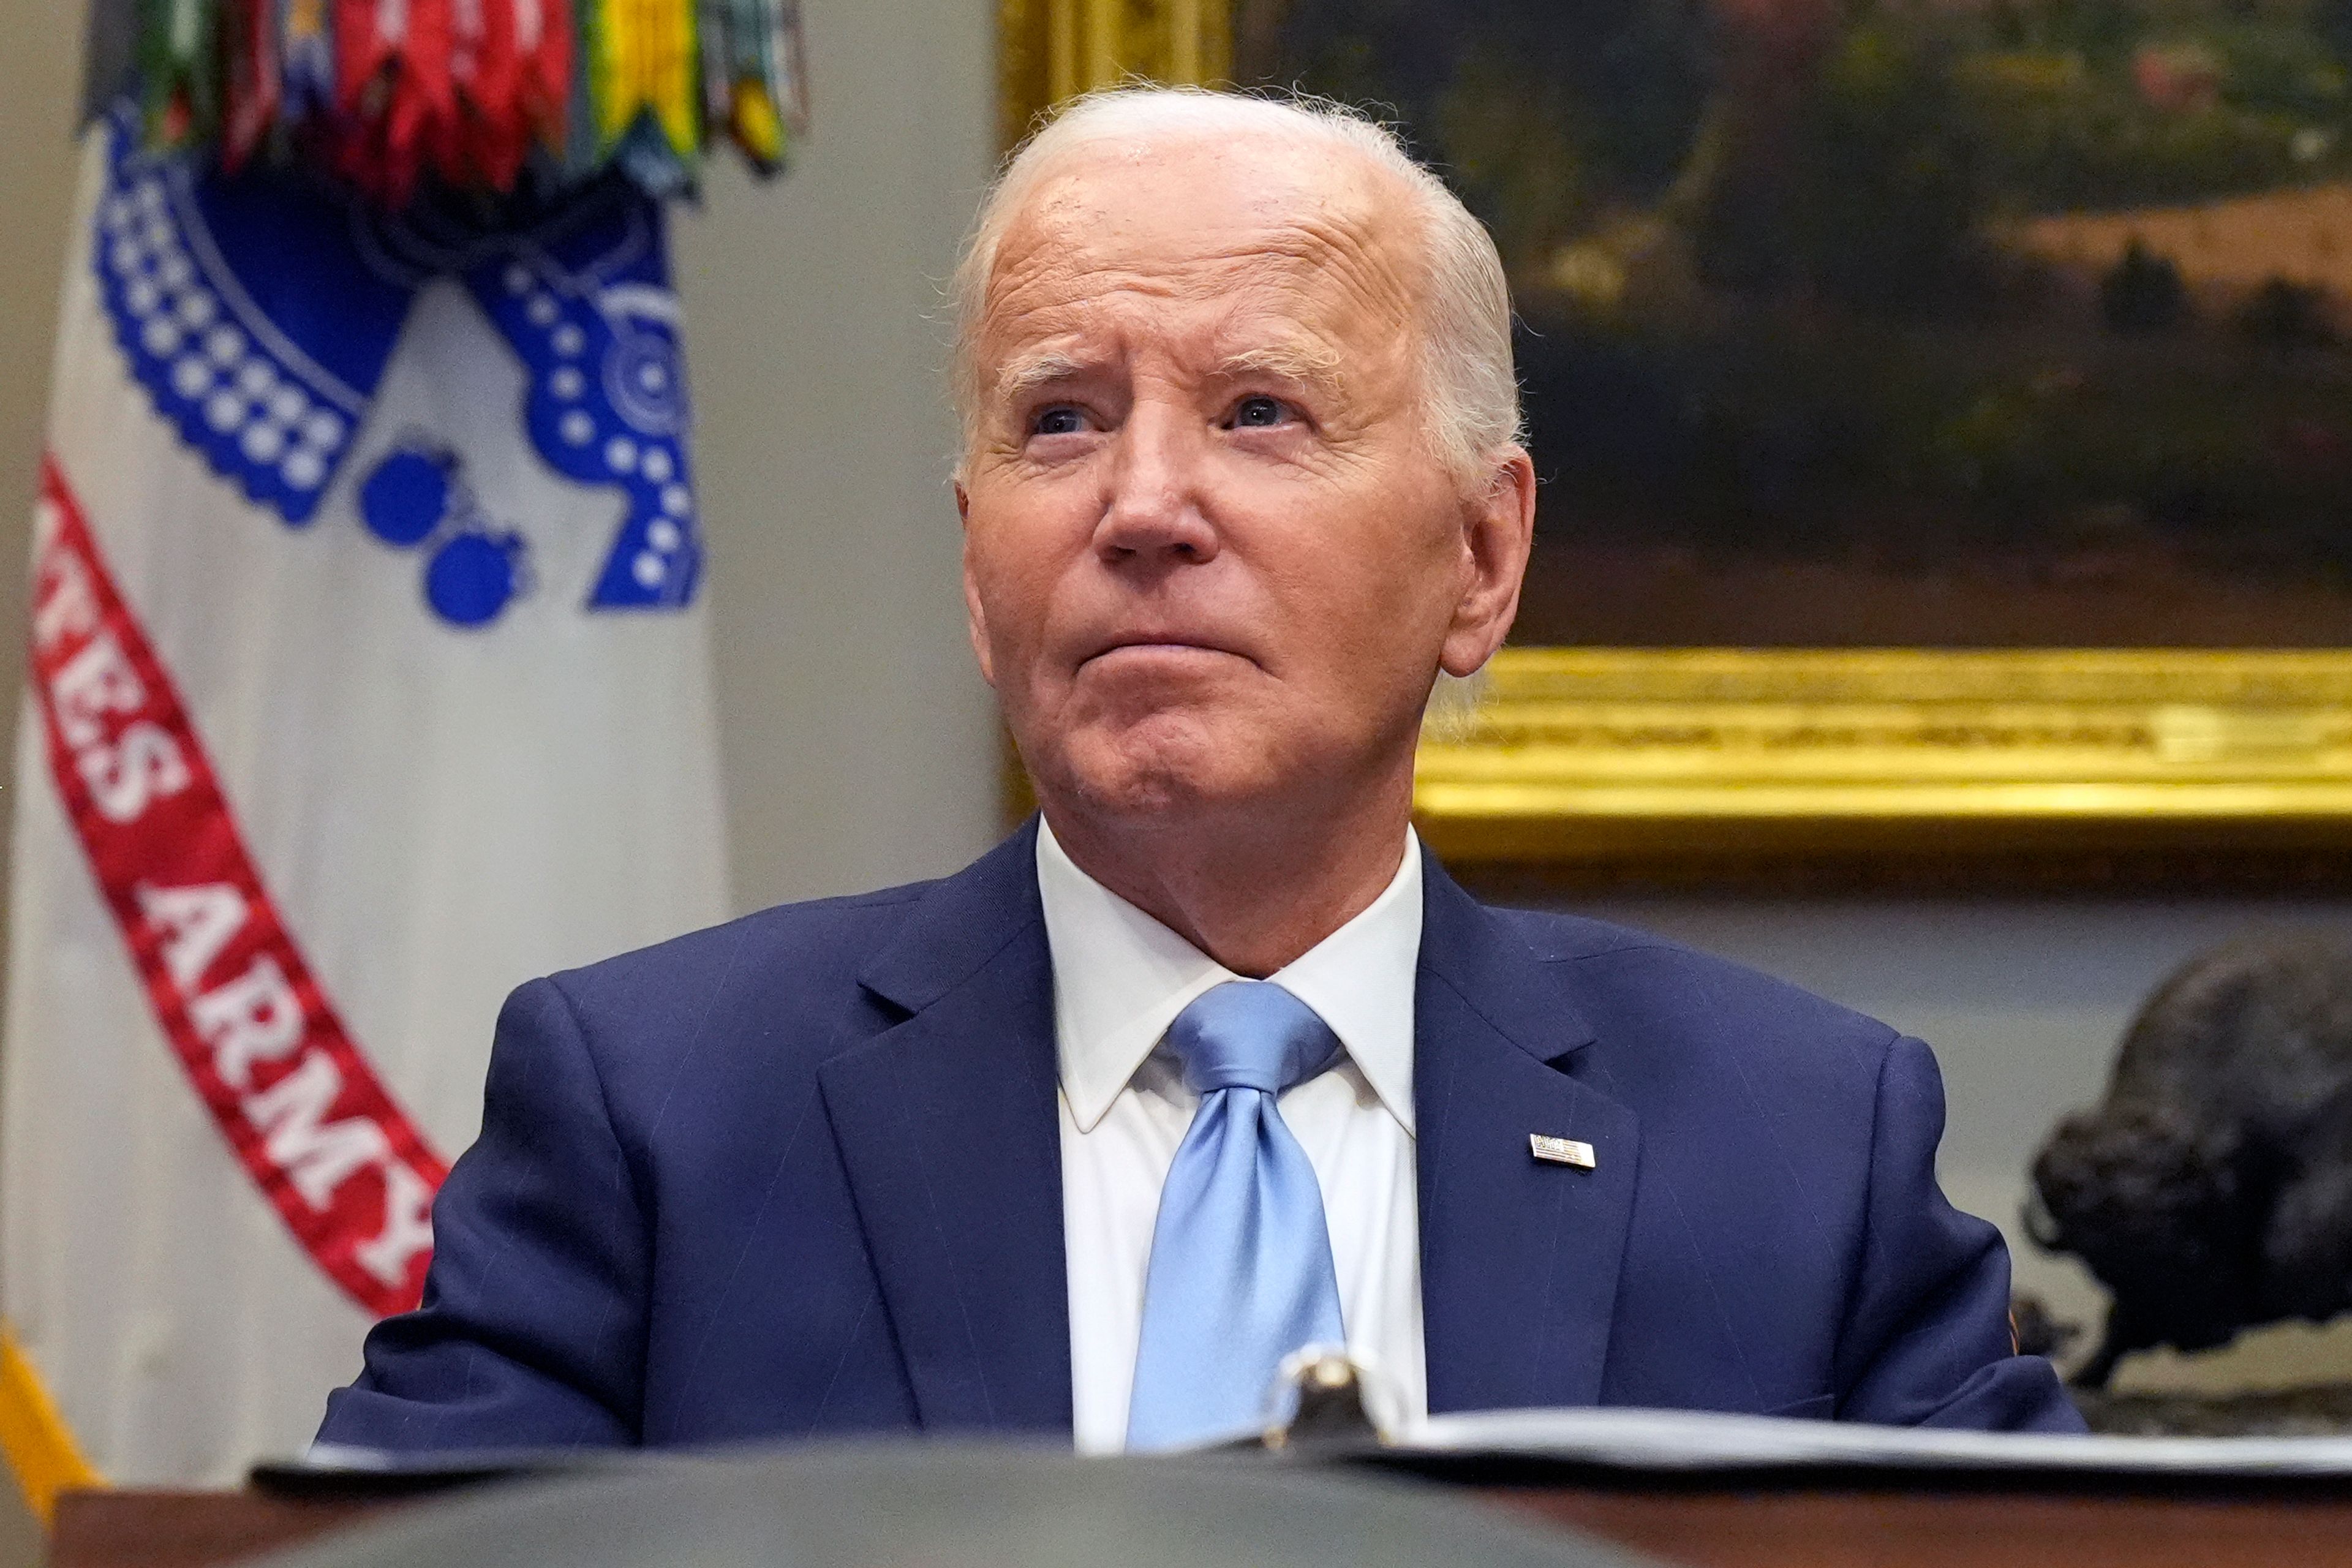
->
1036, 820, 1422, 1136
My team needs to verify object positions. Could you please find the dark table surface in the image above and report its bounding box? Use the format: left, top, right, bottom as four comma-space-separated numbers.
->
47, 1472, 2352, 1568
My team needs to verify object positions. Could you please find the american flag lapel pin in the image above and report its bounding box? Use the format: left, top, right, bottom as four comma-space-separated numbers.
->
1530, 1133, 1597, 1170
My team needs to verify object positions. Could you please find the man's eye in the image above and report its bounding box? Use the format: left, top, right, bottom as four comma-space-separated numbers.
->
1031, 406, 1087, 437
1229, 396, 1289, 429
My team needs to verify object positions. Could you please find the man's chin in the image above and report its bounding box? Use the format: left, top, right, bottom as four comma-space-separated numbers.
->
1042, 722, 1281, 824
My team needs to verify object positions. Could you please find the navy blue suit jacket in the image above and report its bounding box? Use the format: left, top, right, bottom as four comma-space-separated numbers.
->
318, 823, 2080, 1448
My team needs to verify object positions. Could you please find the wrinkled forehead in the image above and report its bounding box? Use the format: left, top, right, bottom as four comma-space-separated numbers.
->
975, 136, 1426, 375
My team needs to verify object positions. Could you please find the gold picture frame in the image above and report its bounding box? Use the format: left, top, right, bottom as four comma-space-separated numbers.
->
997, 0, 1232, 149
993, 1, 2352, 888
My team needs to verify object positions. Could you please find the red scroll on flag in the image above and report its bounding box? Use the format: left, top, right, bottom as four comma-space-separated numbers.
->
27, 456, 446, 1319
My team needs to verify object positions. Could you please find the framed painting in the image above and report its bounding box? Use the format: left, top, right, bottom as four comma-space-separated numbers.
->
997, 0, 2352, 888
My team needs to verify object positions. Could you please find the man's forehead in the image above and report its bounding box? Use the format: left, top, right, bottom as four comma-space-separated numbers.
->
979, 137, 1420, 366
1037, 138, 1377, 222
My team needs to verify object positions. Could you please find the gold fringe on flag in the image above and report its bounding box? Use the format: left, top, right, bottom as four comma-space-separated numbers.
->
0, 1325, 102, 1528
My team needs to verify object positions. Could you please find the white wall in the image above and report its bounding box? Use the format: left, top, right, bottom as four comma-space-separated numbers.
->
674, 1, 1005, 909
0, 0, 80, 763
0, 2, 85, 1555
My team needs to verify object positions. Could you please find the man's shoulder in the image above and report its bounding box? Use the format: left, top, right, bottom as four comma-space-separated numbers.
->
1486, 904, 1903, 1080
540, 876, 943, 1025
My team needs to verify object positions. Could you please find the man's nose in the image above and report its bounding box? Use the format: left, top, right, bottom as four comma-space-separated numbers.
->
1093, 406, 1219, 568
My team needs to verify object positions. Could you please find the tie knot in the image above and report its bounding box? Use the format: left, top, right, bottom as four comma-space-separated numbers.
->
1164, 981, 1338, 1097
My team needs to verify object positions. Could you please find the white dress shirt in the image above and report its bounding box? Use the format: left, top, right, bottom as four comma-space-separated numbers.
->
1038, 820, 1427, 1453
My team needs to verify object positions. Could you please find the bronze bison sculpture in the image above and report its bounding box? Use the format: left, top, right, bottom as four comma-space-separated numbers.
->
2031, 932, 2352, 1388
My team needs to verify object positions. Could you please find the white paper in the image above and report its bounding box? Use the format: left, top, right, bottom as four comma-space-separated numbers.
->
1398, 1407, 2352, 1477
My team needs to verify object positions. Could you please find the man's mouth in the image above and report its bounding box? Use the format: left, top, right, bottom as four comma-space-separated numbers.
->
1080, 637, 1254, 672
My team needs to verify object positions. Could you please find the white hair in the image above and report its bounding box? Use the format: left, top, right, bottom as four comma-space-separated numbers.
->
949, 86, 1523, 490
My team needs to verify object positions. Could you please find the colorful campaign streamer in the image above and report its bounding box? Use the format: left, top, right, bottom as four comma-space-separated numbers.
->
277, 0, 337, 126
701, 0, 805, 173
139, 0, 220, 151
97, 0, 806, 208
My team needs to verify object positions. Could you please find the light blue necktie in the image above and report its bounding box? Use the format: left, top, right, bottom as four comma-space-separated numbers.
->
1126, 979, 1346, 1450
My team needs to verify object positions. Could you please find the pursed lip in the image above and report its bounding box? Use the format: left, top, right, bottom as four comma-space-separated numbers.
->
1077, 634, 1257, 671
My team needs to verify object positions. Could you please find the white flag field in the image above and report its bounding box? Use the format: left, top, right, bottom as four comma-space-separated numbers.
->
0, 111, 729, 1506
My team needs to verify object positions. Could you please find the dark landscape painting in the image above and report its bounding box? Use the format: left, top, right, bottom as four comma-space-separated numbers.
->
1237, 0, 2352, 646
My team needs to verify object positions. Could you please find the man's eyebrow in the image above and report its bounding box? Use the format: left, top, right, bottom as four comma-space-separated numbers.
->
993, 352, 1088, 402
989, 341, 1349, 402
1216, 342, 1346, 394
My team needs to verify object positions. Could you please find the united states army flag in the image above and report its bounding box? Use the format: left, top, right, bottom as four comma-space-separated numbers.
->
0, 111, 729, 1502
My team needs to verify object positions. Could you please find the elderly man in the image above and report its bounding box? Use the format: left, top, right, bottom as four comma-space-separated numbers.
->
318, 89, 2079, 1453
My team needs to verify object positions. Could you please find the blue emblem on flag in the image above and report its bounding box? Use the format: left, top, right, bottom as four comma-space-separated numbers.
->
92, 108, 703, 627
356, 443, 533, 627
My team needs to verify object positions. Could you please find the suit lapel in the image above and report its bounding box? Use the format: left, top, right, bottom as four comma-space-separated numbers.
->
817, 823, 1073, 1434
1415, 855, 1640, 1414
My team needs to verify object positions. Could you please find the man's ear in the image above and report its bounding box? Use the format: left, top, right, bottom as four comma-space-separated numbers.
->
1439, 446, 1536, 678
957, 483, 998, 687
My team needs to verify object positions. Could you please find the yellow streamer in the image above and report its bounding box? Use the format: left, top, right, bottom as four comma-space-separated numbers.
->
594, 0, 703, 160
732, 80, 784, 168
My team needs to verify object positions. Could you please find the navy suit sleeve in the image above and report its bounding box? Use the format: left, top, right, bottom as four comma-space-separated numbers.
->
315, 978, 647, 1450
1834, 1035, 2085, 1433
